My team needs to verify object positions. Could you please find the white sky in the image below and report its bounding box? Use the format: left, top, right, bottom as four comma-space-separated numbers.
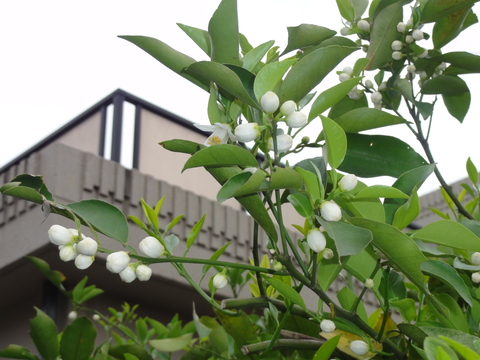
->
1, 1, 479, 196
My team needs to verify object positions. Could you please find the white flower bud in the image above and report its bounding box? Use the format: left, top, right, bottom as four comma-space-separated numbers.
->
322, 248, 334, 260
92, 314, 101, 321
350, 340, 369, 355
339, 174, 358, 192
68, 311, 77, 321
243, 167, 258, 174
418, 70, 427, 80
391, 40, 403, 51
347, 86, 363, 100
235, 123, 260, 142
286, 111, 307, 128
412, 29, 424, 41
397, 22, 406, 33
106, 251, 130, 273
213, 273, 228, 289
272, 261, 283, 271
339, 72, 351, 82
357, 20, 370, 31
405, 35, 414, 44
406, 18, 414, 27
374, 102, 383, 110
406, 64, 416, 74
260, 91, 280, 113
75, 254, 94, 270
48, 225, 74, 246
371, 91, 383, 105
437, 62, 447, 71
268, 134, 293, 153
69, 229, 85, 240
321, 201, 342, 222
119, 264, 136, 283
472, 252, 480, 265
364, 80, 374, 89
307, 229, 327, 253
340, 27, 350, 36
472, 272, 480, 283
365, 278, 375, 289
139, 237, 164, 258
77, 237, 98, 256
320, 319, 336, 333
342, 66, 354, 75
418, 49, 429, 58
136, 264, 153, 281
379, 82, 387, 91
59, 245, 77, 262
280, 100, 297, 116
392, 51, 403, 61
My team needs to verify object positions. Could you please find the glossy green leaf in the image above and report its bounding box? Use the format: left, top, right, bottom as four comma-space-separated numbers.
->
183, 144, 258, 171
25, 256, 66, 292
317, 217, 372, 257
335, 182, 386, 222
421, 0, 478, 23
208, 84, 223, 125
336, 0, 355, 22
351, 0, 369, 20
390, 298, 416, 322
109, 344, 153, 360
313, 333, 342, 360
208, 0, 240, 65
119, 36, 208, 91
185, 62, 259, 108
242, 40, 275, 72
338, 133, 427, 178
264, 276, 306, 310
384, 164, 435, 224
438, 336, 480, 360
365, 1, 403, 70
415, 101, 434, 120
321, 115, 347, 170
392, 187, 420, 230
230, 170, 267, 197
425, 337, 459, 360
412, 220, 480, 251
164, 234, 180, 254
279, 45, 357, 103
150, 333, 193, 352
421, 259, 473, 306
159, 139, 204, 154
186, 214, 206, 250
296, 167, 322, 204
355, 185, 409, 199
60, 317, 96, 360
467, 157, 479, 184
349, 218, 427, 290
309, 77, 363, 120
165, 214, 184, 233
421, 325, 477, 349
253, 59, 297, 100
141, 198, 159, 232
269, 167, 304, 191
328, 92, 368, 119
435, 51, 480, 74
294, 157, 327, 186
427, 293, 470, 332
397, 323, 428, 345
287, 192, 314, 218
202, 242, 231, 275
177, 23, 211, 56
443, 91, 471, 122
217, 172, 251, 204
421, 75, 469, 96
342, 246, 382, 284
29, 308, 59, 360
337, 287, 368, 323
282, 24, 336, 55
432, 6, 473, 49
68, 199, 129, 244
0, 345, 39, 360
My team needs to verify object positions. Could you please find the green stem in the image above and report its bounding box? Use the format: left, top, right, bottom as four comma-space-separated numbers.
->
253, 222, 266, 296
351, 260, 382, 313
242, 338, 324, 355
221, 297, 312, 319
263, 307, 291, 355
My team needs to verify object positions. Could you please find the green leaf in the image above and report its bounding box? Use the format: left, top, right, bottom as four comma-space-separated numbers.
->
443, 91, 471, 122
390, 298, 417, 322
141, 199, 159, 233
313, 333, 342, 360
242, 40, 275, 72
424, 337, 459, 360
279, 45, 358, 103
321, 115, 347, 170
159, 139, 204, 155
119, 36, 208, 91
165, 214, 184, 232
282, 24, 336, 55
438, 336, 480, 360
294, 157, 327, 186
217, 172, 251, 204
392, 187, 420, 230
309, 77, 363, 120
432, 6, 473, 49
349, 218, 427, 290
186, 214, 206, 250
467, 157, 479, 184
0, 345, 39, 360
287, 192, 314, 218
435, 51, 480, 74
337, 287, 368, 323
338, 133, 427, 178
150, 333, 194, 352
68, 199, 129, 244
342, 246, 382, 284
60, 317, 96, 360
355, 185, 409, 199
208, 0, 240, 65
183, 144, 258, 171
384, 164, 435, 224
263, 276, 306, 310
202, 242, 232, 275
397, 323, 428, 345
421, 260, 473, 306
208, 84, 223, 125
253, 59, 297, 100
25, 256, 66, 292
164, 234, 180, 254
177, 23, 211, 56
421, 326, 478, 350
193, 305, 212, 340
427, 293, 470, 332
421, 75, 469, 96
415, 101, 434, 120
317, 218, 372, 258
29, 308, 59, 360
317, 108, 407, 140
365, 1, 403, 70
412, 220, 480, 251
185, 62, 259, 108
269, 167, 304, 191
109, 344, 153, 360
296, 167, 322, 204
421, 0, 478, 23
336, 0, 355, 22
230, 170, 267, 198
328, 92, 368, 119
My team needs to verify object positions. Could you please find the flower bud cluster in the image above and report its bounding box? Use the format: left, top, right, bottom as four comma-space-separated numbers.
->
48, 225, 98, 270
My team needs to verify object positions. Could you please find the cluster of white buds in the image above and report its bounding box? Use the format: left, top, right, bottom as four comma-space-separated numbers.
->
364, 79, 374, 89
320, 319, 336, 333
338, 66, 353, 82
370, 91, 383, 109
320, 201, 342, 222
48, 225, 98, 270
307, 228, 327, 253
213, 273, 228, 289
348, 86, 364, 100
350, 340, 369, 355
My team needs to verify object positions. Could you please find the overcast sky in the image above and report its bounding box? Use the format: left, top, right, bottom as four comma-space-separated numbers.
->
1, 1, 479, 195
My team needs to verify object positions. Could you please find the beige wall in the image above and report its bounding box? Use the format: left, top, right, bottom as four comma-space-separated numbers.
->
56, 111, 102, 156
